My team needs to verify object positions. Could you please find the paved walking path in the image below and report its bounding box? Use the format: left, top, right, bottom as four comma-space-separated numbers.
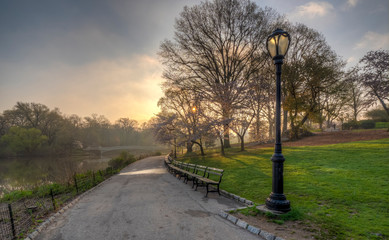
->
36, 156, 261, 240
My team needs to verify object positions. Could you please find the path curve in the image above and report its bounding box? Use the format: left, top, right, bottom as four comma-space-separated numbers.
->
36, 156, 262, 240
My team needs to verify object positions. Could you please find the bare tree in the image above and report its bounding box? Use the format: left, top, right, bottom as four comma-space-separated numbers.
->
343, 68, 372, 121
359, 50, 389, 118
152, 112, 179, 157
159, 0, 283, 148
282, 23, 345, 139
115, 118, 138, 145
158, 86, 202, 153
230, 108, 255, 151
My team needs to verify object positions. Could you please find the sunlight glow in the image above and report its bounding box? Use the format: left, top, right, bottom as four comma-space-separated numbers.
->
120, 168, 166, 176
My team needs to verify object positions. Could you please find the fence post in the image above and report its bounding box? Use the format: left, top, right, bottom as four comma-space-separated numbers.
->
50, 189, 56, 210
74, 174, 79, 194
8, 204, 16, 239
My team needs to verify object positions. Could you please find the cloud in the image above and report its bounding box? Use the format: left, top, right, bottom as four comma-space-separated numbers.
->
292, 1, 334, 19
347, 0, 359, 8
355, 31, 389, 50
0, 55, 164, 122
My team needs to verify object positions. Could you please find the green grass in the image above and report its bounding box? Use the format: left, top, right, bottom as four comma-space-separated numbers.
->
181, 138, 389, 239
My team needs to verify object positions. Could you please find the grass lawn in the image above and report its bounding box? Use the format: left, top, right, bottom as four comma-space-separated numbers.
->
181, 138, 389, 239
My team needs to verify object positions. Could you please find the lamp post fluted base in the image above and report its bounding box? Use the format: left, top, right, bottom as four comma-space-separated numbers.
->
265, 193, 291, 213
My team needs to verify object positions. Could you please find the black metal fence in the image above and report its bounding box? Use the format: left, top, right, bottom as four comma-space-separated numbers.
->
0, 167, 116, 240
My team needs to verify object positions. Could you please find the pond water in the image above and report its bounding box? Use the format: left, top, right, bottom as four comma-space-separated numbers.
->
0, 145, 166, 196
0, 154, 109, 195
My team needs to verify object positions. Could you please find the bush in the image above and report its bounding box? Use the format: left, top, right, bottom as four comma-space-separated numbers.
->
108, 151, 136, 170
360, 120, 375, 129
108, 157, 126, 169
342, 121, 360, 130
376, 122, 389, 129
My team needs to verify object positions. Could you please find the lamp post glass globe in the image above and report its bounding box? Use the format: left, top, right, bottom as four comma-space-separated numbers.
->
265, 28, 291, 213
266, 29, 291, 59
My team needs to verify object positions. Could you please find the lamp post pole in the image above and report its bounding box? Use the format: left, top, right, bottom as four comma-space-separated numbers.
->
265, 29, 291, 213
265, 56, 291, 212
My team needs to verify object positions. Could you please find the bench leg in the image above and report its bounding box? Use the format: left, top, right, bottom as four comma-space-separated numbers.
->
205, 184, 209, 197
217, 184, 220, 195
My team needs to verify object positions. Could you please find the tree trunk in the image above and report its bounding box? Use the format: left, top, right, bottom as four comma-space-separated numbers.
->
191, 140, 205, 156
255, 114, 261, 141
282, 109, 288, 137
374, 90, 389, 117
186, 141, 193, 153
268, 120, 273, 140
240, 135, 245, 151
222, 107, 231, 148
219, 137, 225, 156
223, 124, 231, 148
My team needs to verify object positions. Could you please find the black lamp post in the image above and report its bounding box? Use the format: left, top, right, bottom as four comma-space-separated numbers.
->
265, 29, 291, 213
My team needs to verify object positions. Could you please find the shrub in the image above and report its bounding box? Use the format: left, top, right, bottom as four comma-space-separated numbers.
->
108, 157, 125, 169
1, 190, 33, 202
342, 121, 360, 130
376, 122, 389, 129
359, 120, 375, 129
108, 151, 136, 170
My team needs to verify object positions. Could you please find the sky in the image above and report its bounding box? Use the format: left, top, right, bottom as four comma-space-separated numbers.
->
1, 0, 388, 123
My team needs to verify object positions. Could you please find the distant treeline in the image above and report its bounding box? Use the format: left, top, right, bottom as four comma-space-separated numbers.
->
0, 102, 156, 157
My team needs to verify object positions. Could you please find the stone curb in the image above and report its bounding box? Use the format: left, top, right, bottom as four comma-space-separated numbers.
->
218, 189, 254, 206
24, 176, 113, 240
218, 210, 285, 240
216, 185, 286, 240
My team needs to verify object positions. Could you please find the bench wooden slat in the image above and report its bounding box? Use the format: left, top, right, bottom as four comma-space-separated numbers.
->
164, 156, 224, 197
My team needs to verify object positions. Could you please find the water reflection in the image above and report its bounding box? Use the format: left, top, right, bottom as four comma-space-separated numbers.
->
0, 154, 110, 195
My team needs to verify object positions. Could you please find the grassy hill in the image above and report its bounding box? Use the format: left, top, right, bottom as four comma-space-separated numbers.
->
180, 134, 389, 239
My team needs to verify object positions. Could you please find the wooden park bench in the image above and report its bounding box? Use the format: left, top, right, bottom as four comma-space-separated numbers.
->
164, 155, 172, 171
193, 166, 224, 197
164, 155, 224, 197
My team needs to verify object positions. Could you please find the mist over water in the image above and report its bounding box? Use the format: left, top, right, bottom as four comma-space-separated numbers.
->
0, 145, 165, 196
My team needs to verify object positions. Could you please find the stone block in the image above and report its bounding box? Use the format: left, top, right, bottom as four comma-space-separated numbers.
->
227, 214, 238, 224
218, 211, 228, 218
28, 231, 38, 239
236, 219, 248, 229
36, 225, 44, 232
260, 230, 275, 240
247, 225, 261, 235
275, 237, 285, 240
